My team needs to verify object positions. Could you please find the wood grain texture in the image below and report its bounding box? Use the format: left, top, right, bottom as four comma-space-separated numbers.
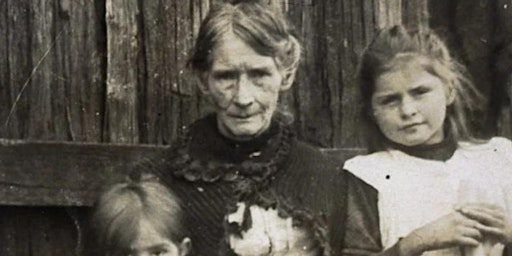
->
0, 139, 366, 206
28, 0, 69, 140
141, 0, 177, 144
402, 0, 429, 29
429, 0, 495, 135
495, 0, 512, 137
65, 0, 105, 142
1, 0, 505, 146
0, 0, 9, 138
4, 0, 32, 139
0, 207, 86, 256
375, 0, 402, 29
0, 139, 166, 206
105, 0, 140, 143
1, 1, 509, 256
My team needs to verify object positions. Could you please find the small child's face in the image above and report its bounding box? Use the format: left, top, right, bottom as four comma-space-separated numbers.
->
126, 220, 189, 256
371, 61, 451, 147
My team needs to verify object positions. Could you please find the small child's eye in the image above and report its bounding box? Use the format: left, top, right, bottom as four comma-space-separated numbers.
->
150, 249, 169, 256
378, 96, 399, 106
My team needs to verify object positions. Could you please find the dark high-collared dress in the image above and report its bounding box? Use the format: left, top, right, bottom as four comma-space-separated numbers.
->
147, 114, 382, 256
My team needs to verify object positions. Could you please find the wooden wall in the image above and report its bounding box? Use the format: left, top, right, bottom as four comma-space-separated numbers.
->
0, 0, 430, 148
0, 0, 510, 255
429, 0, 512, 137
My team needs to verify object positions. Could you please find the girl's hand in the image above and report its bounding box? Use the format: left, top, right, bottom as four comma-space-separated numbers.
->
398, 211, 484, 255
459, 204, 512, 245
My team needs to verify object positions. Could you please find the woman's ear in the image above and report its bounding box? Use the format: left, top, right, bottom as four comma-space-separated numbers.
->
280, 68, 297, 91
179, 237, 191, 256
196, 72, 210, 95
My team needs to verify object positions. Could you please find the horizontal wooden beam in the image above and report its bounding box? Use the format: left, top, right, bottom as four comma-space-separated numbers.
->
0, 139, 166, 206
0, 139, 366, 206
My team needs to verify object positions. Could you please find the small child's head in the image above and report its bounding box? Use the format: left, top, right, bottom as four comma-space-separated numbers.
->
357, 25, 485, 150
91, 175, 190, 256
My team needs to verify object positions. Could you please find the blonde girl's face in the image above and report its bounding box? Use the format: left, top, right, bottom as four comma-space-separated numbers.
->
371, 59, 453, 147
126, 219, 190, 256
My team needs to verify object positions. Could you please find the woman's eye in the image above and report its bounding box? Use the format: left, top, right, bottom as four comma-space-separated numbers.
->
249, 69, 271, 78
213, 71, 237, 81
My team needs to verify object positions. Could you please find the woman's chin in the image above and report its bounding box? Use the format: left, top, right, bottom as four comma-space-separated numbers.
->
226, 125, 266, 140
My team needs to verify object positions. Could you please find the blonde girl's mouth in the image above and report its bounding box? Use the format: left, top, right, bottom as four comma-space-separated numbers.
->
400, 122, 425, 130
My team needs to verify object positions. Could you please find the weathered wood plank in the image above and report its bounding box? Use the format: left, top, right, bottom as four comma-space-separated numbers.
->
28, 0, 69, 140
292, 0, 336, 147
166, 1, 183, 144
0, 139, 364, 206
376, 0, 402, 29
176, 0, 199, 129
65, 0, 105, 142
430, 0, 494, 135
323, 0, 343, 147
339, 0, 365, 148
193, 0, 212, 120
0, 0, 9, 138
5, 0, 32, 139
402, 0, 428, 29
0, 140, 166, 206
454, 0, 494, 98
362, 0, 377, 43
495, 0, 512, 137
0, 207, 86, 256
141, 0, 177, 144
105, 0, 140, 143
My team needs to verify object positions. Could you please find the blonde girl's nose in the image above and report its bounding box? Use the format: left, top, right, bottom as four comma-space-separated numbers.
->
399, 96, 418, 118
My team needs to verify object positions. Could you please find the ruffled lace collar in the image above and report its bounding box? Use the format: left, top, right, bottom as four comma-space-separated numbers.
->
168, 114, 295, 182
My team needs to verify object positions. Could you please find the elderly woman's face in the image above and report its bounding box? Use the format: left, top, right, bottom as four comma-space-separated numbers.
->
203, 33, 286, 140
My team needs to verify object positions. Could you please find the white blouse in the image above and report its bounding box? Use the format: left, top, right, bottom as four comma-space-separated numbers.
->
344, 137, 512, 256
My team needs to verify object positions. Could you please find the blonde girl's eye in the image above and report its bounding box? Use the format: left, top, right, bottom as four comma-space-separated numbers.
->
411, 86, 431, 97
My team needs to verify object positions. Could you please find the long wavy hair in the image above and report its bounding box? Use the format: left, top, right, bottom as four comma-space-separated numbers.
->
357, 25, 486, 151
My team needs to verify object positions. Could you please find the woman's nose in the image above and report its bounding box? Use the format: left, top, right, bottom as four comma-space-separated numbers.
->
399, 97, 418, 118
233, 75, 255, 108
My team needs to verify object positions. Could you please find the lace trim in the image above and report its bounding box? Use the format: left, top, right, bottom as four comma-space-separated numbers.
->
224, 190, 331, 256
169, 123, 295, 183
167, 121, 330, 254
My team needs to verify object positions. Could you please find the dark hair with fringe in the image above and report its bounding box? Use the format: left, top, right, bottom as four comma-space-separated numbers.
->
357, 25, 486, 151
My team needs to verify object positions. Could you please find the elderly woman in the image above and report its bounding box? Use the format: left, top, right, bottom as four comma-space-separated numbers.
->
148, 1, 382, 255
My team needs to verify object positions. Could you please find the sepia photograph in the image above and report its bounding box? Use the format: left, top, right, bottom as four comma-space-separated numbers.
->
1, 0, 512, 255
